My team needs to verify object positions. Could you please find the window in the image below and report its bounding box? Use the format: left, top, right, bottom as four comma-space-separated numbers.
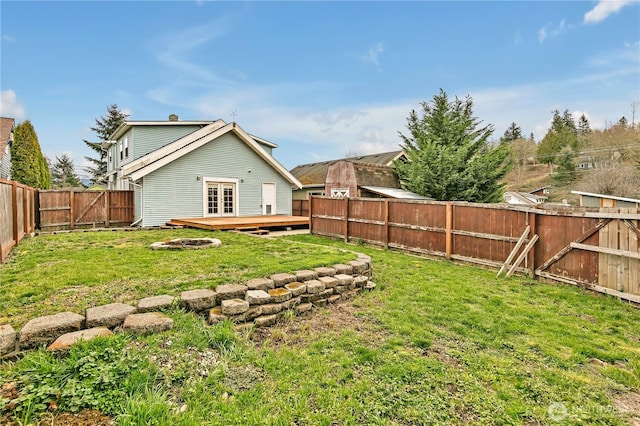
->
119, 141, 123, 160
205, 180, 237, 216
124, 137, 129, 158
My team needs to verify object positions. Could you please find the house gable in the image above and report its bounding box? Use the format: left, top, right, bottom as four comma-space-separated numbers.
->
0, 117, 15, 179
123, 122, 300, 188
138, 131, 294, 227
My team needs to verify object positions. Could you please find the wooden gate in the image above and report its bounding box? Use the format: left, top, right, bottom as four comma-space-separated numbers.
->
534, 209, 639, 303
38, 190, 134, 230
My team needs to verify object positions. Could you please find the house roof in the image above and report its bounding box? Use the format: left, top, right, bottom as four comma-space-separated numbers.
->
122, 121, 302, 188
0, 117, 15, 159
353, 162, 401, 188
571, 190, 640, 204
503, 191, 540, 205
360, 186, 432, 199
290, 150, 405, 186
109, 119, 214, 141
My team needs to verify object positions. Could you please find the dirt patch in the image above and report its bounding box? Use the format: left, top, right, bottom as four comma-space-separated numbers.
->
611, 392, 640, 417
1, 409, 115, 426
425, 342, 461, 368
247, 302, 384, 348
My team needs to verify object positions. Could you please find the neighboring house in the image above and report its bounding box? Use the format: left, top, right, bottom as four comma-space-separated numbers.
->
529, 186, 550, 198
503, 191, 546, 205
325, 160, 430, 199
290, 150, 406, 200
503, 187, 549, 205
571, 190, 640, 208
104, 115, 302, 227
0, 117, 15, 180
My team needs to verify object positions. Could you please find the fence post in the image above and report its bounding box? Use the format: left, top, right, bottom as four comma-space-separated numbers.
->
105, 191, 111, 227
22, 186, 28, 234
69, 190, 75, 229
445, 202, 453, 260
528, 209, 537, 278
308, 196, 313, 235
11, 181, 19, 248
343, 197, 349, 243
384, 199, 389, 249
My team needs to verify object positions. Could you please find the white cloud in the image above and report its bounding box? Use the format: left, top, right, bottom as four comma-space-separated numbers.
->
538, 27, 547, 44
0, 90, 26, 119
538, 19, 571, 44
361, 42, 384, 68
2, 34, 15, 43
584, 0, 635, 24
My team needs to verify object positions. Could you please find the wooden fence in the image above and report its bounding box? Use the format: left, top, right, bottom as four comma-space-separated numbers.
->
310, 197, 640, 303
38, 190, 134, 231
292, 199, 309, 217
0, 179, 36, 263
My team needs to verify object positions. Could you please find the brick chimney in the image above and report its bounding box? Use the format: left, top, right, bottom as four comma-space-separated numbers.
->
168, 114, 179, 122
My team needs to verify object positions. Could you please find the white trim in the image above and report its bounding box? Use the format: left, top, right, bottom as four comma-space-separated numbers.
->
202, 177, 239, 217
125, 121, 302, 188
571, 190, 640, 204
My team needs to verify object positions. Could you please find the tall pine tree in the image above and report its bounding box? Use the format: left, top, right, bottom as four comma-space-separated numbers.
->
10, 120, 50, 188
537, 109, 579, 164
51, 153, 83, 188
84, 104, 129, 184
394, 89, 510, 202
501, 122, 523, 142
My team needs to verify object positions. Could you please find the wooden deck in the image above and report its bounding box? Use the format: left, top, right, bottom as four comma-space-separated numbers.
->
167, 215, 310, 231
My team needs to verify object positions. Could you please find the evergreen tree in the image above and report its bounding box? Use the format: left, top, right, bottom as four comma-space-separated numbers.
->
84, 104, 129, 184
394, 89, 510, 202
537, 109, 579, 164
501, 122, 523, 142
10, 120, 50, 188
51, 153, 83, 188
616, 116, 628, 128
577, 114, 591, 135
552, 148, 578, 185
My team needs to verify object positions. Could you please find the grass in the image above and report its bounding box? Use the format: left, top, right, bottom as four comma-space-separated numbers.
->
1, 231, 640, 425
0, 229, 354, 328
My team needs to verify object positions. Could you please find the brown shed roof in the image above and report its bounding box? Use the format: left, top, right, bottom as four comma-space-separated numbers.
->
0, 117, 15, 160
290, 150, 404, 186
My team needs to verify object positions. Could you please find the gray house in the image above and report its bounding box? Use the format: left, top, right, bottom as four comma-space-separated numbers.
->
0, 117, 15, 180
104, 115, 301, 227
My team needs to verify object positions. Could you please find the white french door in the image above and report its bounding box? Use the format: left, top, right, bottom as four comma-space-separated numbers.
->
206, 181, 237, 217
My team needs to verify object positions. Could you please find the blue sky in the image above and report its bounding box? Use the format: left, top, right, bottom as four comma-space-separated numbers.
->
1, 1, 638, 178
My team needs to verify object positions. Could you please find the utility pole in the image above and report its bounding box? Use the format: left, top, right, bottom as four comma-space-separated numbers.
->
632, 101, 639, 126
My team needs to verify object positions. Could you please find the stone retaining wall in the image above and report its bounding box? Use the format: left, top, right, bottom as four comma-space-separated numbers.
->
0, 253, 374, 358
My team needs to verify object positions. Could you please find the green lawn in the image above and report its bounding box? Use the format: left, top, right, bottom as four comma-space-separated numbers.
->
1, 231, 639, 425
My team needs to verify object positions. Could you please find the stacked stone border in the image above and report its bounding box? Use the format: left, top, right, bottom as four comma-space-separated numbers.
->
0, 253, 375, 358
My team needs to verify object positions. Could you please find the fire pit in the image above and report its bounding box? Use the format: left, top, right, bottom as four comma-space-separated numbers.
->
150, 238, 222, 250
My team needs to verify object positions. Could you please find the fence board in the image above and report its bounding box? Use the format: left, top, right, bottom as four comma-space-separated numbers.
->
310, 197, 640, 302
0, 179, 36, 263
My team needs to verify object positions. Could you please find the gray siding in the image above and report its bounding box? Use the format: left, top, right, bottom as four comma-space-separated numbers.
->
134, 185, 142, 223
581, 195, 600, 208
0, 149, 10, 179
139, 132, 293, 227
130, 125, 203, 161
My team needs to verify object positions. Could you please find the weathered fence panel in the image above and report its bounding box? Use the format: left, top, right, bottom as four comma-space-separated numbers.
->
0, 179, 36, 263
310, 197, 640, 303
38, 190, 134, 231
292, 199, 309, 217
